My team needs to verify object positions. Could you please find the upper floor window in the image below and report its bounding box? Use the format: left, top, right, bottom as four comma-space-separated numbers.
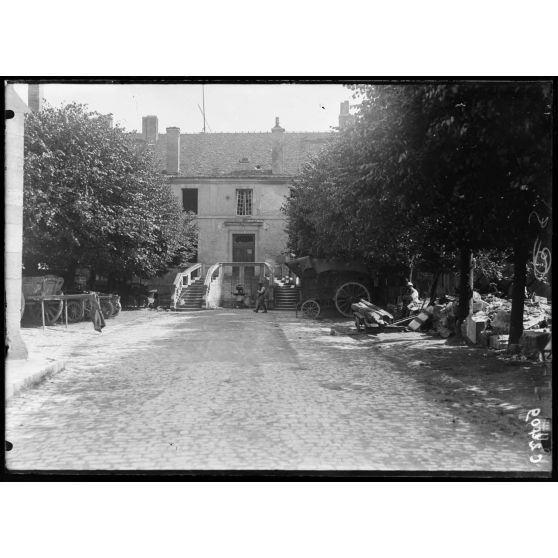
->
236, 189, 253, 216
182, 188, 198, 213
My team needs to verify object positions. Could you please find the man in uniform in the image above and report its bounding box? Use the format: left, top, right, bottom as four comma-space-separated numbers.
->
253, 282, 268, 313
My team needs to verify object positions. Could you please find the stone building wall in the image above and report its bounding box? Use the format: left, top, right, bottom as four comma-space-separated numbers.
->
5, 86, 31, 359
168, 177, 290, 265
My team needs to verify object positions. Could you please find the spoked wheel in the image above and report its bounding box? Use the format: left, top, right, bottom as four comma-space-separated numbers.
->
28, 300, 64, 325
66, 300, 85, 323
100, 299, 114, 319
301, 299, 321, 319
334, 282, 370, 317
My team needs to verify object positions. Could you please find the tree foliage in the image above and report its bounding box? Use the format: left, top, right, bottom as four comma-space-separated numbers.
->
23, 103, 197, 282
284, 81, 552, 340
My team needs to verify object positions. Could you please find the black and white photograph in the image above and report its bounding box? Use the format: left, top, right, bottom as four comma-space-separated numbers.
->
4, 79, 553, 475
2, 2, 557, 556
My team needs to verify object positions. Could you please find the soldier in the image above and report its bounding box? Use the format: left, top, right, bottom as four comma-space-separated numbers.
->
253, 282, 268, 313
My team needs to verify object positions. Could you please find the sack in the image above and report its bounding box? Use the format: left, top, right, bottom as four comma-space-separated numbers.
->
90, 294, 106, 332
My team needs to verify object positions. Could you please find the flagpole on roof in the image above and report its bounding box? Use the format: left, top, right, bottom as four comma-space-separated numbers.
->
202, 84, 206, 133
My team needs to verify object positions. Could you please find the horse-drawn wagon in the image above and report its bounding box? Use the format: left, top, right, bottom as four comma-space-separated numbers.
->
285, 256, 372, 318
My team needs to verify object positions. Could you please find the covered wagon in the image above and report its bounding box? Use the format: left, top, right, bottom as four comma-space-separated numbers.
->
286, 256, 373, 318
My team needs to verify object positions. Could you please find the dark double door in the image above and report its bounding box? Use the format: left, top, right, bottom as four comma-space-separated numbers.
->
232, 234, 255, 263
231, 234, 256, 294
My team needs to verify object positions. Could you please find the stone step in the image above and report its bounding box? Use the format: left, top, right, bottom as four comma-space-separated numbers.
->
275, 289, 300, 293
275, 290, 299, 294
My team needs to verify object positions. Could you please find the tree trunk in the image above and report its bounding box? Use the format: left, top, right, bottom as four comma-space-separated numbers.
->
107, 272, 117, 293
509, 241, 529, 346
428, 271, 441, 305
88, 268, 96, 291
62, 263, 77, 294
455, 247, 474, 337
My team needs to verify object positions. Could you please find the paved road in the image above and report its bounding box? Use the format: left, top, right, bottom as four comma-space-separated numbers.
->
5, 310, 550, 471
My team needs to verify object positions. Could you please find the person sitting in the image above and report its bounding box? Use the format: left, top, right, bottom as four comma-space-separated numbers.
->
403, 282, 420, 316
233, 285, 245, 308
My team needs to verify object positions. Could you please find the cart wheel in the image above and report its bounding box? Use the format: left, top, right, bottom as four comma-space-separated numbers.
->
301, 299, 321, 319
334, 282, 370, 317
29, 300, 64, 325
66, 300, 85, 323
100, 299, 114, 319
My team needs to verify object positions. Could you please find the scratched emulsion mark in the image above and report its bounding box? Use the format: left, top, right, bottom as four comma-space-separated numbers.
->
528, 210, 551, 281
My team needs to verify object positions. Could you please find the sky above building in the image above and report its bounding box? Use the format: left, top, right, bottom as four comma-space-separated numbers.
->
12, 82, 357, 133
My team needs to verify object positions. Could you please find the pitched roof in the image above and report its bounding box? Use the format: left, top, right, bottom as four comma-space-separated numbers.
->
133, 130, 334, 176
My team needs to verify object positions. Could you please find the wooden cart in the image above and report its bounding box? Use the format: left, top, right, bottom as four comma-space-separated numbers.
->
286, 257, 372, 319
22, 275, 120, 327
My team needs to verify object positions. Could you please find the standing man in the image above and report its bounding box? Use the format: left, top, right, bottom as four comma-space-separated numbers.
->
253, 282, 268, 313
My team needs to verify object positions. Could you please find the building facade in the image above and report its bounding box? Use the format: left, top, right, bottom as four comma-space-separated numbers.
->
133, 108, 350, 270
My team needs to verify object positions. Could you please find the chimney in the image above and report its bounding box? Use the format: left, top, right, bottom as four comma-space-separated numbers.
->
142, 115, 159, 144
166, 127, 181, 174
271, 117, 285, 174
338, 101, 354, 130
28, 83, 44, 112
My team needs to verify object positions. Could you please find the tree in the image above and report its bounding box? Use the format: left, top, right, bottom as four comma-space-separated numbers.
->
284, 85, 459, 282
285, 82, 552, 343
23, 103, 197, 289
397, 82, 552, 342
343, 82, 552, 342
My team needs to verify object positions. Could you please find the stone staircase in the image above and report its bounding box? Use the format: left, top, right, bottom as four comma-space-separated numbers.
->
273, 282, 300, 310
175, 277, 205, 310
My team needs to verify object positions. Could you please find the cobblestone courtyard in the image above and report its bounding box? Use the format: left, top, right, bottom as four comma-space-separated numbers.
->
5, 309, 552, 472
